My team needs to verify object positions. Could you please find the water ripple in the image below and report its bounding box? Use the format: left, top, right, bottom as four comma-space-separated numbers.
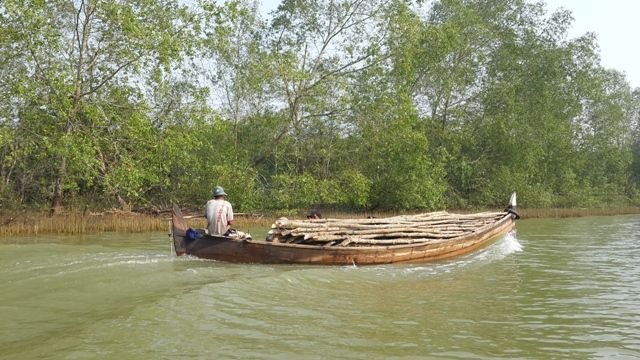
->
2, 219, 640, 359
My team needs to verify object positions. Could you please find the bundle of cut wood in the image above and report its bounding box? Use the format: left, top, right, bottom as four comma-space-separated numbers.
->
267, 211, 506, 246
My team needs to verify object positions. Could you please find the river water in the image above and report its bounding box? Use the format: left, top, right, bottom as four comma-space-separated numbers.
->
1, 216, 639, 359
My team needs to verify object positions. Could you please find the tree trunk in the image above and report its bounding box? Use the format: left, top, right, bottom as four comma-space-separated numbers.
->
49, 0, 94, 215
50, 157, 66, 214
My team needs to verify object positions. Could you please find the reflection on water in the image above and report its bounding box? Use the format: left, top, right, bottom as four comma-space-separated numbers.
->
1, 216, 639, 359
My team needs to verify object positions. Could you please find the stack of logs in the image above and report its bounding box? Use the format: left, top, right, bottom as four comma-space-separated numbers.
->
267, 211, 506, 246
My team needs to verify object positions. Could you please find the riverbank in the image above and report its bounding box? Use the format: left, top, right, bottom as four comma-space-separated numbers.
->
1, 207, 639, 237
0, 209, 278, 237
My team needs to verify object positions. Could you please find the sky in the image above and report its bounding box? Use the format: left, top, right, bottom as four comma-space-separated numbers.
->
544, 0, 640, 89
259, 0, 639, 89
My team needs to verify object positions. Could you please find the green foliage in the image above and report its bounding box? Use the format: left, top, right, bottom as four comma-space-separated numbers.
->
336, 170, 371, 209
268, 173, 319, 209
363, 117, 447, 210
1, 0, 639, 213
267, 170, 371, 210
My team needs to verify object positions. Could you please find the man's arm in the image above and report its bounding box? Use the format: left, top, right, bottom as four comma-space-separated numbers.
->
227, 202, 234, 226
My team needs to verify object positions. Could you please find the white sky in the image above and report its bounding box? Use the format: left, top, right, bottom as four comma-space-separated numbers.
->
544, 0, 639, 89
259, 0, 639, 89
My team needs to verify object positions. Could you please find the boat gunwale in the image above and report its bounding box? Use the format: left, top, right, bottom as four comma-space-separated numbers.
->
183, 212, 515, 252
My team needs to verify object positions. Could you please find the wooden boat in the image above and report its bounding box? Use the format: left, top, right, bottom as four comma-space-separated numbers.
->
171, 194, 519, 265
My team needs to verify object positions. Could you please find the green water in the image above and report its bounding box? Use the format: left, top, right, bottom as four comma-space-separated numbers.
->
1, 216, 639, 359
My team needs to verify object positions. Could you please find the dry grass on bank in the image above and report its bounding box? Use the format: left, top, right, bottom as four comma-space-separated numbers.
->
0, 211, 275, 237
518, 207, 640, 219
1, 207, 639, 237
0, 212, 168, 237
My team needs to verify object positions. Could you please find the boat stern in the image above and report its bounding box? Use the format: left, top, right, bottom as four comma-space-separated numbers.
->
171, 204, 188, 256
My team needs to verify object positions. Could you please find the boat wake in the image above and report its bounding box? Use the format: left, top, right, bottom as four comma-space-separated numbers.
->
496, 230, 523, 255
471, 230, 522, 261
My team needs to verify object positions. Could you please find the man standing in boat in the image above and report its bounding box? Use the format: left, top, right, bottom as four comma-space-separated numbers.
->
205, 186, 234, 236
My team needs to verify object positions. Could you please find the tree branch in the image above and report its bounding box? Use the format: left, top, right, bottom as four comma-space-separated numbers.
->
80, 56, 140, 97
